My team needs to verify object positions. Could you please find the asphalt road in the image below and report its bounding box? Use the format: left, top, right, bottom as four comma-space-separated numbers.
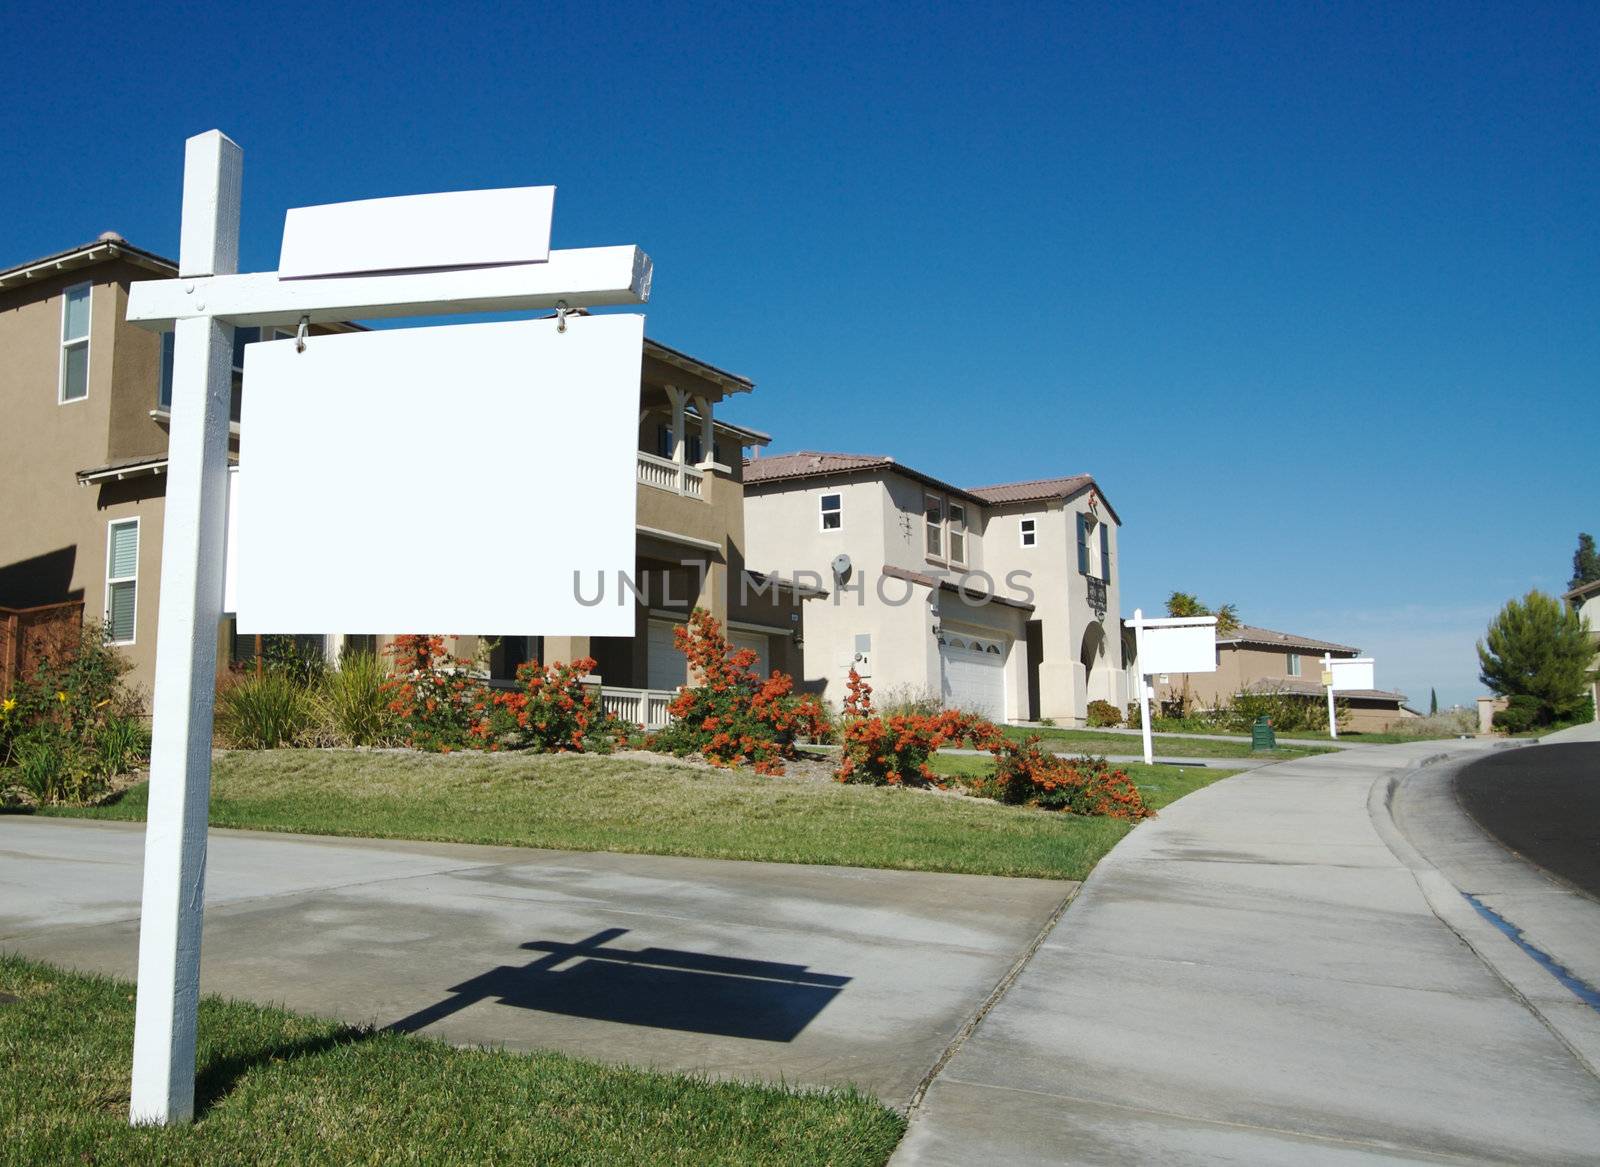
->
1456, 743, 1600, 899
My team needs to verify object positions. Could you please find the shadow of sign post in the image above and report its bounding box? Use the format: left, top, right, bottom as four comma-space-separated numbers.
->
390, 928, 850, 1044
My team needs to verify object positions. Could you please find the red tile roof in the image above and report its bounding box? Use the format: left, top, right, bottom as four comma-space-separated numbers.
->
1221, 624, 1360, 654
966, 474, 1093, 505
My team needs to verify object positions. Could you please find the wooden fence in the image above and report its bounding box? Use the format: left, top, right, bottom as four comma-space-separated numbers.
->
0, 600, 84, 696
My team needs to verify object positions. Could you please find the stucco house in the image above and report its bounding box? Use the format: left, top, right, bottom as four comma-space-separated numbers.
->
1151, 623, 1412, 732
0, 235, 793, 723
1563, 577, 1600, 721
741, 451, 1126, 724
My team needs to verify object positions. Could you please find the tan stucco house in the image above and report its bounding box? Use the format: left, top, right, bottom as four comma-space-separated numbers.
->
1151, 623, 1412, 732
741, 452, 1127, 725
1564, 577, 1600, 721
0, 236, 793, 721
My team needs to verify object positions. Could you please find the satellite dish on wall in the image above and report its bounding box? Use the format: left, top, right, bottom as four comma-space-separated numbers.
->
831, 553, 853, 583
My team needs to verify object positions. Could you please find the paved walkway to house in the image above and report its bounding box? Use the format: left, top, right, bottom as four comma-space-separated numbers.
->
0, 818, 1071, 1106
893, 740, 1600, 1165
1541, 718, 1600, 743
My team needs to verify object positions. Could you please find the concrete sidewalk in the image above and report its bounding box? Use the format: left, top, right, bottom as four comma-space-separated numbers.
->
0, 818, 1070, 1106
894, 742, 1600, 1165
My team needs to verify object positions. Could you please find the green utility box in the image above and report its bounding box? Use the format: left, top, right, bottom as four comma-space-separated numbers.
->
1251, 716, 1277, 752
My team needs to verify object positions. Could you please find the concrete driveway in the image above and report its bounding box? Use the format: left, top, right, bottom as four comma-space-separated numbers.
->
0, 817, 1071, 1106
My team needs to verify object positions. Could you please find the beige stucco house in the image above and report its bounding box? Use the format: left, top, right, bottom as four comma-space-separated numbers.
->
1564, 577, 1600, 721
1151, 623, 1412, 732
0, 236, 793, 721
741, 452, 1126, 725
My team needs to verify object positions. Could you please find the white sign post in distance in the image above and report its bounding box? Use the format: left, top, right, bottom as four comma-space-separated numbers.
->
124, 130, 651, 1126
1124, 610, 1218, 765
1322, 655, 1376, 740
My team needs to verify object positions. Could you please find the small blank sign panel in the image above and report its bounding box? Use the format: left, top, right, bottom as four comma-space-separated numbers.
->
278, 187, 555, 278
234, 315, 641, 635
1328, 658, 1375, 692
1139, 623, 1218, 674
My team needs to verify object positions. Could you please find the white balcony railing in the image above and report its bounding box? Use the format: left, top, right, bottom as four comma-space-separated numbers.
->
637, 451, 704, 499
601, 686, 677, 731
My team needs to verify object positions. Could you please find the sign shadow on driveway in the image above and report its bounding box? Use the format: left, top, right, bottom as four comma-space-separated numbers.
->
388, 927, 851, 1044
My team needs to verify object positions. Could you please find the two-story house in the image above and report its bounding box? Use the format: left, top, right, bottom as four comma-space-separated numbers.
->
1151, 623, 1413, 732
0, 236, 795, 721
741, 451, 1126, 725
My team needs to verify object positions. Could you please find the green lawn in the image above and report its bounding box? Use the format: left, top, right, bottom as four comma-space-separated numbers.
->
928, 754, 1238, 812
1002, 724, 1330, 759
0, 955, 902, 1166
41, 748, 1203, 881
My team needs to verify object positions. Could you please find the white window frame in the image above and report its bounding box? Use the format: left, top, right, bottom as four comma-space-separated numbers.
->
1020, 518, 1037, 548
819, 492, 842, 531
59, 282, 92, 404
925, 493, 943, 559
1287, 652, 1301, 677
105, 517, 140, 645
948, 502, 967, 565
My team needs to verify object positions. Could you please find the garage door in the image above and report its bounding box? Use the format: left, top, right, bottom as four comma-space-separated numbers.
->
940, 634, 1006, 721
647, 620, 687, 691
728, 630, 771, 678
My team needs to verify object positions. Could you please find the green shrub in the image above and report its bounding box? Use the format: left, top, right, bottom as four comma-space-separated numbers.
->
315, 651, 398, 746
1225, 688, 1336, 733
216, 673, 314, 749
480, 657, 622, 753
1124, 701, 1142, 729
1492, 695, 1542, 735
968, 740, 1152, 818
1, 623, 146, 806
380, 635, 490, 753
1085, 699, 1121, 727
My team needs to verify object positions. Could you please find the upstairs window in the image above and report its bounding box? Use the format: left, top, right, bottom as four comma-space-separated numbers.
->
925, 494, 943, 557
60, 283, 91, 402
948, 503, 967, 564
1098, 521, 1110, 583
105, 519, 139, 644
820, 492, 842, 530
158, 331, 175, 409
656, 424, 673, 459
1076, 513, 1091, 574
1287, 653, 1301, 677
1020, 518, 1036, 547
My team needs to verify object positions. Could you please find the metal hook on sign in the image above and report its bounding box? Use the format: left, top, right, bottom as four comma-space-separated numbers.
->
556, 300, 570, 334
295, 315, 310, 353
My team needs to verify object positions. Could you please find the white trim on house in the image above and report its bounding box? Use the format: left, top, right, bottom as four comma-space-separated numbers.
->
634, 524, 720, 553
1019, 517, 1036, 547
104, 516, 140, 645
819, 491, 842, 531
728, 618, 795, 638
59, 281, 92, 404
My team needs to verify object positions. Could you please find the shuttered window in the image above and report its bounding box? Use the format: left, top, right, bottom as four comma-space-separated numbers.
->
1098, 522, 1110, 582
60, 284, 91, 402
106, 520, 139, 644
1076, 513, 1089, 575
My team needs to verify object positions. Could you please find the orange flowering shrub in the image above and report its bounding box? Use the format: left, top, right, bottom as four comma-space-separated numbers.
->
835, 669, 1003, 787
975, 736, 1153, 819
381, 635, 490, 753
647, 608, 828, 775
478, 657, 622, 753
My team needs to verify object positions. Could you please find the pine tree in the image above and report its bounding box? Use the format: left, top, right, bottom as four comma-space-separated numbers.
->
1477, 591, 1591, 724
1571, 533, 1600, 590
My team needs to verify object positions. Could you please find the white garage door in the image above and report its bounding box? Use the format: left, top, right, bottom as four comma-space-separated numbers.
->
647, 619, 687, 691
940, 634, 1006, 721
728, 630, 771, 678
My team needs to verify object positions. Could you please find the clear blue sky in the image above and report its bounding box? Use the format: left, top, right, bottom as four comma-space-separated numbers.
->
4, 2, 1594, 708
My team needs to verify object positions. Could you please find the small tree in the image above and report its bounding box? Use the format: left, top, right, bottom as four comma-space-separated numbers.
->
1477, 591, 1591, 725
1430, 688, 1438, 715
1165, 591, 1240, 635
1570, 533, 1600, 591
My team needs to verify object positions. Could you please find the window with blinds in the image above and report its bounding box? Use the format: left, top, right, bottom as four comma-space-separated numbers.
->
60, 284, 91, 403
106, 519, 139, 644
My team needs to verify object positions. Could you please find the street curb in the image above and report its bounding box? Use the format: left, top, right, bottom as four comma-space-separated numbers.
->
1366, 749, 1600, 1080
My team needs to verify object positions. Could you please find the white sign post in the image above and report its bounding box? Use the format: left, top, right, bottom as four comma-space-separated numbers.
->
1322, 654, 1376, 740
125, 130, 651, 1125
1124, 610, 1218, 765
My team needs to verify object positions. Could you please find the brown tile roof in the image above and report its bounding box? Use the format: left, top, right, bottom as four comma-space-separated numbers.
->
1220, 624, 1360, 654
966, 475, 1093, 505
742, 452, 1117, 518
1564, 578, 1600, 603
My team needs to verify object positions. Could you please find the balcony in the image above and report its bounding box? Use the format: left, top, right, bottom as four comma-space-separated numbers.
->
637, 450, 704, 499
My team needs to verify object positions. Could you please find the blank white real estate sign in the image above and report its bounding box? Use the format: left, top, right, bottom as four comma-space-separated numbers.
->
234, 314, 642, 635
